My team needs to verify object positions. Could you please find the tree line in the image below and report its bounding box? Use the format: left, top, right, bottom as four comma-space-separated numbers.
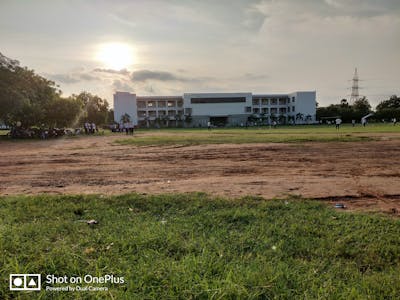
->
0, 52, 113, 128
317, 96, 400, 122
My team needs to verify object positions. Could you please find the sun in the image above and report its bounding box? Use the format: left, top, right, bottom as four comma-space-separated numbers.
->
96, 43, 134, 70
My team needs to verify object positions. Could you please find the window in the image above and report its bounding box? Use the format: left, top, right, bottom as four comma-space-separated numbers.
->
292, 97, 295, 102
191, 97, 246, 104
157, 101, 166, 108
279, 98, 287, 105
245, 106, 251, 113
292, 106, 295, 112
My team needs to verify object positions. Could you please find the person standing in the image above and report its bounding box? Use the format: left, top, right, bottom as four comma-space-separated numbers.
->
393, 118, 397, 126
207, 121, 211, 131
361, 118, 366, 127
351, 119, 355, 127
335, 118, 342, 130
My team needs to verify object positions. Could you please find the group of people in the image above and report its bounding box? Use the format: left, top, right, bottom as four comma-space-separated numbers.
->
84, 122, 98, 134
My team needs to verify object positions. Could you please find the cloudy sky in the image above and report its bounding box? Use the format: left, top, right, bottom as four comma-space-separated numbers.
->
1, 0, 399, 107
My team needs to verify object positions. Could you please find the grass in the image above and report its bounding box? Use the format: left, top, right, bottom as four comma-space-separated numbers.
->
114, 124, 400, 146
1, 193, 399, 299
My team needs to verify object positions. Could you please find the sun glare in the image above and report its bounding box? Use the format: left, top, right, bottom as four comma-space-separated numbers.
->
96, 43, 134, 70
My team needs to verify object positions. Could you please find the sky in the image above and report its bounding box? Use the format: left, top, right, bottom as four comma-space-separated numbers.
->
0, 0, 399, 108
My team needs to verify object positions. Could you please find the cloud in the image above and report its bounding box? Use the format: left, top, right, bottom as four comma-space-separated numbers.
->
94, 68, 130, 76
47, 68, 129, 85
131, 70, 183, 82
47, 73, 80, 84
79, 73, 99, 81
112, 79, 135, 92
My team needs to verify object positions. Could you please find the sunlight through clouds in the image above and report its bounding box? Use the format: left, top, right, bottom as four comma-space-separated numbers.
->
95, 42, 135, 70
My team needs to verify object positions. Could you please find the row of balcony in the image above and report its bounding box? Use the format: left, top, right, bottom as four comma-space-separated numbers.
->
137, 101, 183, 109
136, 99, 294, 108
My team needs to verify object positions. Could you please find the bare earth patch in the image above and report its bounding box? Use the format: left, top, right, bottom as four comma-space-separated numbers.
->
1, 134, 400, 215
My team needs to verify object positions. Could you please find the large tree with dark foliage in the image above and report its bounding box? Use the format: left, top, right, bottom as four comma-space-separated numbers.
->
317, 97, 372, 122
0, 52, 81, 127
71, 91, 111, 125
0, 52, 111, 127
375, 95, 400, 120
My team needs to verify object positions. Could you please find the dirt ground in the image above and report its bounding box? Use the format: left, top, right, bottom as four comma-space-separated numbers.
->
1, 135, 400, 216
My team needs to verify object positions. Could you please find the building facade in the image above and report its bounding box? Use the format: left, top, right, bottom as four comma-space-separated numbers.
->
114, 91, 316, 127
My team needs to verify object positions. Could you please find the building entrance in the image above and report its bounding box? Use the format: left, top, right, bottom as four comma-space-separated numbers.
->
210, 116, 228, 127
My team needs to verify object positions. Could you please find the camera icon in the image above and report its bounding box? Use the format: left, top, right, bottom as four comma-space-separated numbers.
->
10, 274, 41, 291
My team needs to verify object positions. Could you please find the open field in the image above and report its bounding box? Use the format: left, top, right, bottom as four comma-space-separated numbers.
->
1, 125, 400, 298
1, 193, 399, 299
1, 125, 400, 214
117, 124, 399, 146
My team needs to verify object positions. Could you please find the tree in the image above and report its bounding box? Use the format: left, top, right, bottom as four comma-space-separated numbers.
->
296, 113, 304, 123
108, 109, 115, 124
45, 97, 82, 128
184, 114, 192, 127
353, 97, 371, 115
0, 57, 62, 126
72, 92, 110, 125
376, 95, 400, 110
317, 97, 372, 123
375, 95, 400, 120
0, 52, 87, 128
340, 99, 348, 107
120, 113, 131, 123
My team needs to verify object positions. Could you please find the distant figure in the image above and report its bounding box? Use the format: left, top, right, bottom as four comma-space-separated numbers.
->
207, 121, 211, 130
393, 118, 397, 126
92, 123, 96, 134
335, 118, 342, 130
351, 119, 356, 127
361, 118, 367, 127
124, 122, 129, 135
272, 121, 277, 128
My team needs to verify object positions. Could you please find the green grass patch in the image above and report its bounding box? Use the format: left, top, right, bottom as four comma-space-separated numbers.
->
116, 133, 373, 146
1, 193, 399, 299
115, 124, 400, 146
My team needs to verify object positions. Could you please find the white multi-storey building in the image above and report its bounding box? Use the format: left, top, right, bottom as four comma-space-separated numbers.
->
114, 91, 316, 127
